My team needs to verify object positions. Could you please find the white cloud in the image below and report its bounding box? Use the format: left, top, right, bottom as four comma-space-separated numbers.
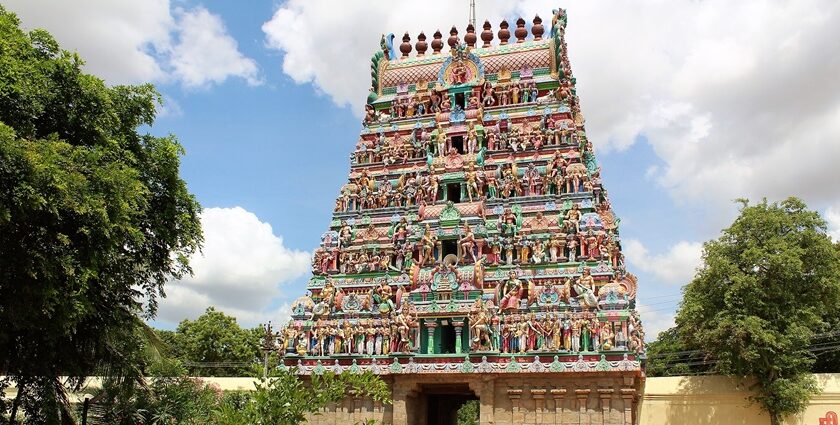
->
157, 95, 183, 119
624, 239, 703, 286
262, 0, 840, 224
4, 0, 260, 88
170, 7, 260, 88
262, 0, 525, 111
156, 207, 310, 327
636, 302, 677, 342
827, 205, 840, 242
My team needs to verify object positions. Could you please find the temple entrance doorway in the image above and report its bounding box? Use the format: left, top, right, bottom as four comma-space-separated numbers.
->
446, 183, 461, 203
439, 320, 456, 354
422, 383, 478, 425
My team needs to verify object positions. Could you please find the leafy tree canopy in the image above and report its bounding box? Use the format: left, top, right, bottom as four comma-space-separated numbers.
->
164, 307, 263, 376
0, 5, 202, 421
644, 327, 709, 377
675, 197, 840, 424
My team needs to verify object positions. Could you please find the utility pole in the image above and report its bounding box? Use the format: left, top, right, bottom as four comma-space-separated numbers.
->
469, 0, 476, 28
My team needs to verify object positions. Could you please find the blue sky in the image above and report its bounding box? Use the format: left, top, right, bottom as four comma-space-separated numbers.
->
6, 0, 840, 337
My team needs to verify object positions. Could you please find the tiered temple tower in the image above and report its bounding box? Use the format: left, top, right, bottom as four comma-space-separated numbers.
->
279, 8, 646, 425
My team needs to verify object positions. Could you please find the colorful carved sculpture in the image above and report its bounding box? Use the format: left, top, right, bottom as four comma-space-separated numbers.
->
276, 8, 645, 384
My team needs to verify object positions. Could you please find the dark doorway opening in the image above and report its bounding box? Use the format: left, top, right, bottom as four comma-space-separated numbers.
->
424, 384, 478, 425
440, 320, 456, 354
441, 239, 457, 259
451, 135, 464, 154
455, 92, 466, 109
446, 183, 461, 203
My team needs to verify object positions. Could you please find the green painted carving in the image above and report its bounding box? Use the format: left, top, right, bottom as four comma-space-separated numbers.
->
550, 9, 567, 76
349, 359, 361, 374
505, 357, 522, 373
367, 35, 389, 105
446, 299, 457, 312
549, 355, 566, 372
475, 146, 487, 167
440, 201, 462, 227
595, 354, 611, 372
389, 358, 402, 374
313, 360, 325, 375
459, 356, 475, 373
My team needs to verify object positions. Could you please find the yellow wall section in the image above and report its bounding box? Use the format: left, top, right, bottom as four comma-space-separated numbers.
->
638, 374, 840, 425
4, 374, 839, 424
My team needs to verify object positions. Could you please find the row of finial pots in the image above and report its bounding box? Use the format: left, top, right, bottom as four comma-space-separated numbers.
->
399, 15, 545, 58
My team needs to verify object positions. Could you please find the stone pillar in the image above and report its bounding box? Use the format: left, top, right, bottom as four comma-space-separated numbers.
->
598, 388, 614, 424
620, 388, 636, 425
531, 388, 546, 425
575, 389, 591, 425
392, 387, 411, 425
471, 377, 496, 425
550, 388, 566, 425
352, 392, 363, 424
453, 320, 465, 354
508, 388, 523, 424
424, 319, 437, 354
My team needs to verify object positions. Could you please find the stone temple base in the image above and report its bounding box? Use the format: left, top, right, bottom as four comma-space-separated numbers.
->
303, 372, 641, 425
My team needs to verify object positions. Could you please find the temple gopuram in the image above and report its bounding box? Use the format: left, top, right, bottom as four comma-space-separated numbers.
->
278, 8, 646, 425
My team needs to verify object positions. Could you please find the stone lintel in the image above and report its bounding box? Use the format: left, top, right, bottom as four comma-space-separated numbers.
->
550, 388, 567, 399
530, 388, 547, 399
597, 388, 615, 398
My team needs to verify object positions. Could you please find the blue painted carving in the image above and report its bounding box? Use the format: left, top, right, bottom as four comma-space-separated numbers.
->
436, 44, 485, 86
579, 212, 603, 231
450, 104, 466, 123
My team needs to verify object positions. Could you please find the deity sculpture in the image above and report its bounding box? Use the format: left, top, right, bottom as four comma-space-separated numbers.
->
574, 268, 599, 309
511, 83, 521, 104
450, 60, 469, 85
531, 239, 546, 264
523, 163, 541, 196
465, 164, 481, 202
467, 122, 478, 154
469, 301, 495, 351
563, 204, 581, 233
435, 124, 447, 157
458, 223, 477, 264
418, 224, 438, 266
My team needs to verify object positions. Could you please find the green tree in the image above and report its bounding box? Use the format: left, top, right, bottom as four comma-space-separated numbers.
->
675, 198, 840, 425
168, 307, 262, 376
455, 400, 479, 425
0, 6, 202, 422
88, 359, 222, 425
644, 327, 709, 377
244, 369, 391, 425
